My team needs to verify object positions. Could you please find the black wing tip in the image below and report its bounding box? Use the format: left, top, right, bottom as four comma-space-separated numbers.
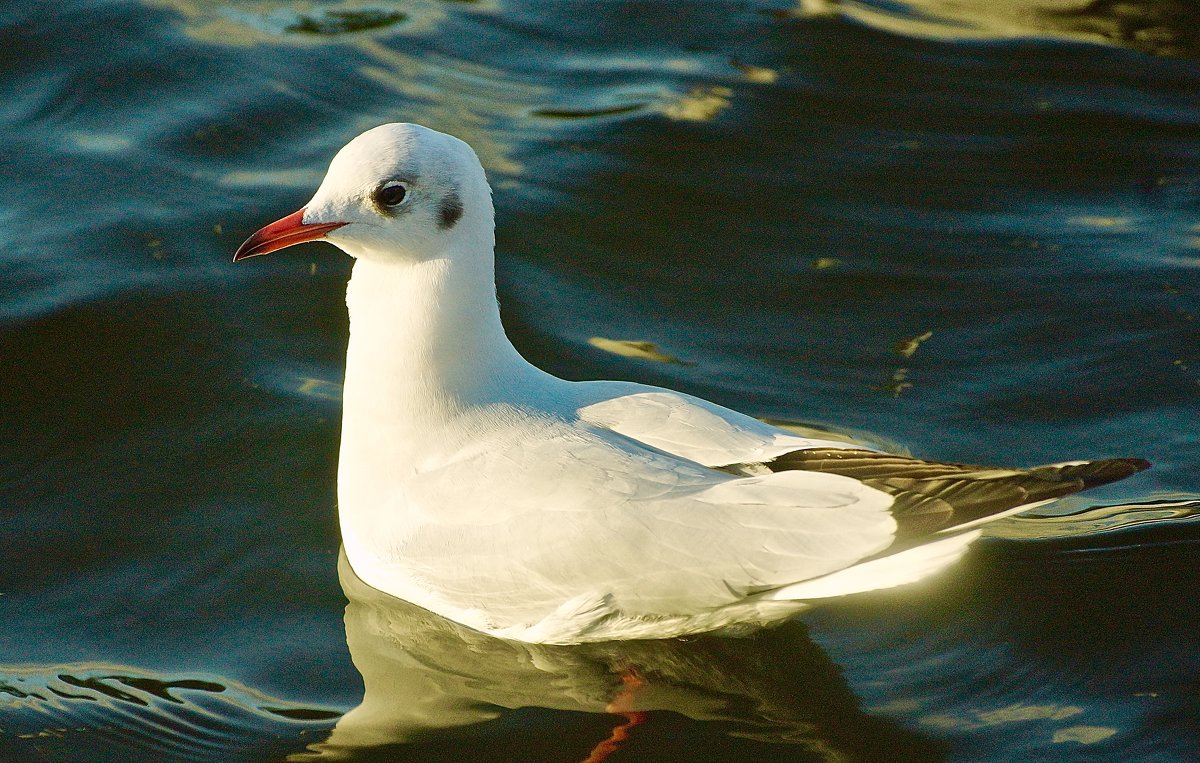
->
1091, 456, 1151, 476
750, 449, 1152, 539
1124, 457, 1153, 473
1046, 457, 1151, 488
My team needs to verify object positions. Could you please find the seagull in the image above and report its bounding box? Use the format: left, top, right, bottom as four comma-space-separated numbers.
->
234, 123, 1148, 644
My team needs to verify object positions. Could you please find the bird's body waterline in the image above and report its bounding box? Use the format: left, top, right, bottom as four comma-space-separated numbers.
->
235, 123, 1148, 644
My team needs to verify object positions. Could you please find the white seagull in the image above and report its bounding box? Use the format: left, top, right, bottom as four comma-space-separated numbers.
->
235, 123, 1148, 644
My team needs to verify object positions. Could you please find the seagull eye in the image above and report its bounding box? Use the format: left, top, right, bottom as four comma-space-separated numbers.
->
373, 181, 409, 210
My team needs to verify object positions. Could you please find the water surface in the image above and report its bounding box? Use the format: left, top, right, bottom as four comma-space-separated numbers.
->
2, 1, 1198, 760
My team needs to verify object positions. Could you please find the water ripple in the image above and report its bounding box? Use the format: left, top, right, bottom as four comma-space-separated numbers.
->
0, 664, 340, 762
793, 0, 1200, 58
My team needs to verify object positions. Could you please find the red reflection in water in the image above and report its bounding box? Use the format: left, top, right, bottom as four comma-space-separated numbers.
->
580, 669, 649, 763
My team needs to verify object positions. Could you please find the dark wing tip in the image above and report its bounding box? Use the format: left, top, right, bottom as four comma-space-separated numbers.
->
1111, 457, 1152, 474
744, 448, 1151, 541
1031, 457, 1151, 488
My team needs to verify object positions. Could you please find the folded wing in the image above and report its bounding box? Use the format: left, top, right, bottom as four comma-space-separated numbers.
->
392, 422, 897, 627
575, 386, 1148, 541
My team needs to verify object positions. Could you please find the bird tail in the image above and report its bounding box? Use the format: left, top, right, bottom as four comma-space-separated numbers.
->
752, 455, 1150, 603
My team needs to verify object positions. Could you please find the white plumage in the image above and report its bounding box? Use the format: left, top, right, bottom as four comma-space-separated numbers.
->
234, 123, 1147, 644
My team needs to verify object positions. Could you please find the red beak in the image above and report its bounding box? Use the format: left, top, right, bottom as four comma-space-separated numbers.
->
233, 207, 347, 262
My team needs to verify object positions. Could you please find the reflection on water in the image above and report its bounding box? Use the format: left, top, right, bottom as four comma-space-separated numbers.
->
294, 552, 944, 762
985, 498, 1200, 542
142, 0, 487, 44
295, 502, 1200, 761
147, 0, 529, 180
5, 494, 1196, 762
795, 0, 1200, 57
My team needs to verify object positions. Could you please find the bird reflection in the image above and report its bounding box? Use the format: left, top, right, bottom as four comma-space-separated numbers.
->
291, 551, 944, 762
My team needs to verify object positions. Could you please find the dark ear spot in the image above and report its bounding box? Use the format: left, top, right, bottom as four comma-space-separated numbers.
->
438, 191, 464, 230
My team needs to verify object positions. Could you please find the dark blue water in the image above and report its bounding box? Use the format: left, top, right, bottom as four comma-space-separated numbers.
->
2, 1, 1199, 760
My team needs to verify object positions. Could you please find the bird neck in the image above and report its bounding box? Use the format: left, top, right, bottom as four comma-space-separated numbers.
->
343, 247, 524, 419
337, 240, 541, 554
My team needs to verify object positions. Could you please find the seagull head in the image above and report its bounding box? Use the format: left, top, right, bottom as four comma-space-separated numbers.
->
233, 123, 492, 264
